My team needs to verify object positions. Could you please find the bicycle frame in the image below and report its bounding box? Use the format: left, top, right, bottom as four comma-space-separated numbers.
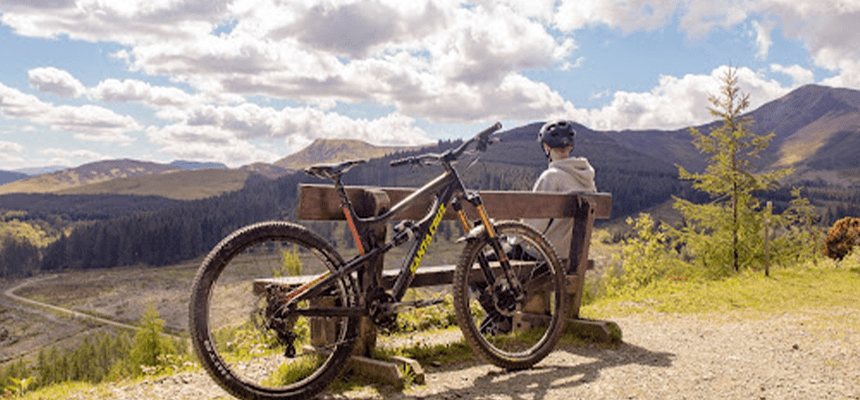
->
282, 157, 508, 316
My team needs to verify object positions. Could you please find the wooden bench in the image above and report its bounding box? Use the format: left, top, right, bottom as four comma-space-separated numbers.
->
255, 184, 620, 374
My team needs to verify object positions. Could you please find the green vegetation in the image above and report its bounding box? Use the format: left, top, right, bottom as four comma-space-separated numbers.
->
675, 67, 791, 273
0, 307, 188, 398
586, 256, 860, 319
591, 71, 853, 320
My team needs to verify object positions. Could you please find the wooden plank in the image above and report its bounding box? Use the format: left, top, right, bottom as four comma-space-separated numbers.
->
296, 184, 611, 221
253, 260, 593, 295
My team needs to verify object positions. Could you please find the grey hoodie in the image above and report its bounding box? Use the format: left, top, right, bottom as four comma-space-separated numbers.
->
524, 157, 597, 258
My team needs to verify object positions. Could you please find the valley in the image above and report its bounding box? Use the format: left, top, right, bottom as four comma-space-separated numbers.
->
1, 83, 859, 371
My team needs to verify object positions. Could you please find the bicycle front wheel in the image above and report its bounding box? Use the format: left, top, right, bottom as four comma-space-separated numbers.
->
189, 221, 359, 400
453, 220, 567, 370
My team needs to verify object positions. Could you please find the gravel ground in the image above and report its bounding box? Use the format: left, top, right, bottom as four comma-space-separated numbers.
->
65, 308, 860, 400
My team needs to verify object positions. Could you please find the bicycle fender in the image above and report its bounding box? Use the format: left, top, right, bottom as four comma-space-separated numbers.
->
456, 225, 487, 243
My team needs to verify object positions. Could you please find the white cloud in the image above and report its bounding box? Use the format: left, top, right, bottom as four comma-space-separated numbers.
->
751, 19, 775, 60
3, 0, 860, 170
41, 148, 107, 161
0, 82, 141, 143
770, 64, 815, 86
0, 140, 26, 164
39, 148, 109, 167
573, 66, 790, 131
556, 0, 681, 33
28, 67, 86, 98
0, 0, 227, 44
0, 140, 24, 153
100, 0, 576, 124
145, 102, 434, 166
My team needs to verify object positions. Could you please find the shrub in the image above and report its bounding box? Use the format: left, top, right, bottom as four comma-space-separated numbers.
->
605, 213, 687, 296
824, 217, 860, 260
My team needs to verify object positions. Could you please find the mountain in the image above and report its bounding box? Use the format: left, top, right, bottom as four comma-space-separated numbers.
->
14, 165, 68, 175
595, 84, 860, 185
170, 160, 228, 170
2, 85, 857, 201
0, 159, 261, 200
0, 170, 27, 185
55, 168, 253, 201
274, 138, 429, 170
746, 85, 860, 183
0, 159, 181, 195
240, 163, 294, 179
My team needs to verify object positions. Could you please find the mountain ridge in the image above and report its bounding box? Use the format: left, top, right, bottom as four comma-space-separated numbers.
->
1, 84, 858, 199
274, 138, 429, 171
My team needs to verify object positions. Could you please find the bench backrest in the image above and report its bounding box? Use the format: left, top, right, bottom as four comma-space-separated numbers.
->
296, 183, 611, 221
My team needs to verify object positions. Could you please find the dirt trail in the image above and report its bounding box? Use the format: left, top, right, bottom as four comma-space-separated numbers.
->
3, 275, 141, 333
56, 309, 860, 400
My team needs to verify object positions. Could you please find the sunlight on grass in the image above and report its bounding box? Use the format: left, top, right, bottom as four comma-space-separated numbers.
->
264, 353, 326, 387
583, 261, 860, 323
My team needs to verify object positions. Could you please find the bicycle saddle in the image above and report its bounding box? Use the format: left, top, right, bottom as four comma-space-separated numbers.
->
305, 159, 367, 180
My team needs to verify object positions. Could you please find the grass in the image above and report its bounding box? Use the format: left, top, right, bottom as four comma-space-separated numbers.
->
583, 259, 860, 322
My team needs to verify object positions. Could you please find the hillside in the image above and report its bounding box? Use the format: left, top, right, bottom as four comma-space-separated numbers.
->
0, 160, 180, 195
239, 162, 294, 179
55, 169, 253, 201
608, 84, 860, 184
274, 138, 428, 170
0, 170, 26, 186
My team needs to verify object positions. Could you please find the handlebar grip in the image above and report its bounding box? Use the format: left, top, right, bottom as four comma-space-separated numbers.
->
479, 122, 503, 137
474, 122, 502, 152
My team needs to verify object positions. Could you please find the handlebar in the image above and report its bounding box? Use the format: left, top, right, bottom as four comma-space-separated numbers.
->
389, 122, 502, 168
389, 153, 441, 167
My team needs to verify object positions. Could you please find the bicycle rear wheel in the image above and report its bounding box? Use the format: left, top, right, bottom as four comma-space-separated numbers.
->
189, 221, 358, 400
453, 220, 567, 370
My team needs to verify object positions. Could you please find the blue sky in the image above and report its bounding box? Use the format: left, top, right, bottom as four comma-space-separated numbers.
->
0, 0, 858, 170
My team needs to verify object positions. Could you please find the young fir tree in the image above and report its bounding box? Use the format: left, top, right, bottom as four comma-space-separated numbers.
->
673, 67, 790, 273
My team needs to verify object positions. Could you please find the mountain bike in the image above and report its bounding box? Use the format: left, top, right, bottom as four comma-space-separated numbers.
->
189, 122, 568, 400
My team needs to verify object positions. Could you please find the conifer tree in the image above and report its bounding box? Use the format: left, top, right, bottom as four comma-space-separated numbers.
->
673, 67, 790, 273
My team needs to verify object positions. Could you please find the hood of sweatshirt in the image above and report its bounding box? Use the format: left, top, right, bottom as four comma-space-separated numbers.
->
549, 157, 595, 189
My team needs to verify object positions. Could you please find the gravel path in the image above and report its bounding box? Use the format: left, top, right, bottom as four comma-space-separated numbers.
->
64, 308, 860, 400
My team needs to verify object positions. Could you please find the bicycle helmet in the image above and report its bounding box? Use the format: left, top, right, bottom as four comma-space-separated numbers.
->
538, 120, 576, 158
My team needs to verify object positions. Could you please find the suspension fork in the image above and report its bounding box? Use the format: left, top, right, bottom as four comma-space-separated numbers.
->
453, 194, 523, 295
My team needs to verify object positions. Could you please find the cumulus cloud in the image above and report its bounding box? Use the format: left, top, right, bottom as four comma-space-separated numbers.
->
39, 147, 109, 167
0, 140, 26, 164
770, 64, 815, 86
555, 0, 679, 33
3, 0, 860, 167
28, 67, 86, 98
0, 0, 228, 44
115, 0, 576, 125
281, 0, 448, 58
751, 19, 775, 60
41, 148, 107, 161
573, 66, 789, 131
143, 100, 433, 165
0, 82, 141, 143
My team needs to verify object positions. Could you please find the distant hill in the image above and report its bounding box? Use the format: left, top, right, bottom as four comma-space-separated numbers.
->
56, 169, 253, 200
240, 163, 294, 179
0, 159, 180, 195
1, 84, 857, 203
0, 160, 258, 200
0, 170, 27, 185
14, 165, 68, 175
169, 160, 228, 170
274, 139, 429, 170
606, 84, 860, 185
